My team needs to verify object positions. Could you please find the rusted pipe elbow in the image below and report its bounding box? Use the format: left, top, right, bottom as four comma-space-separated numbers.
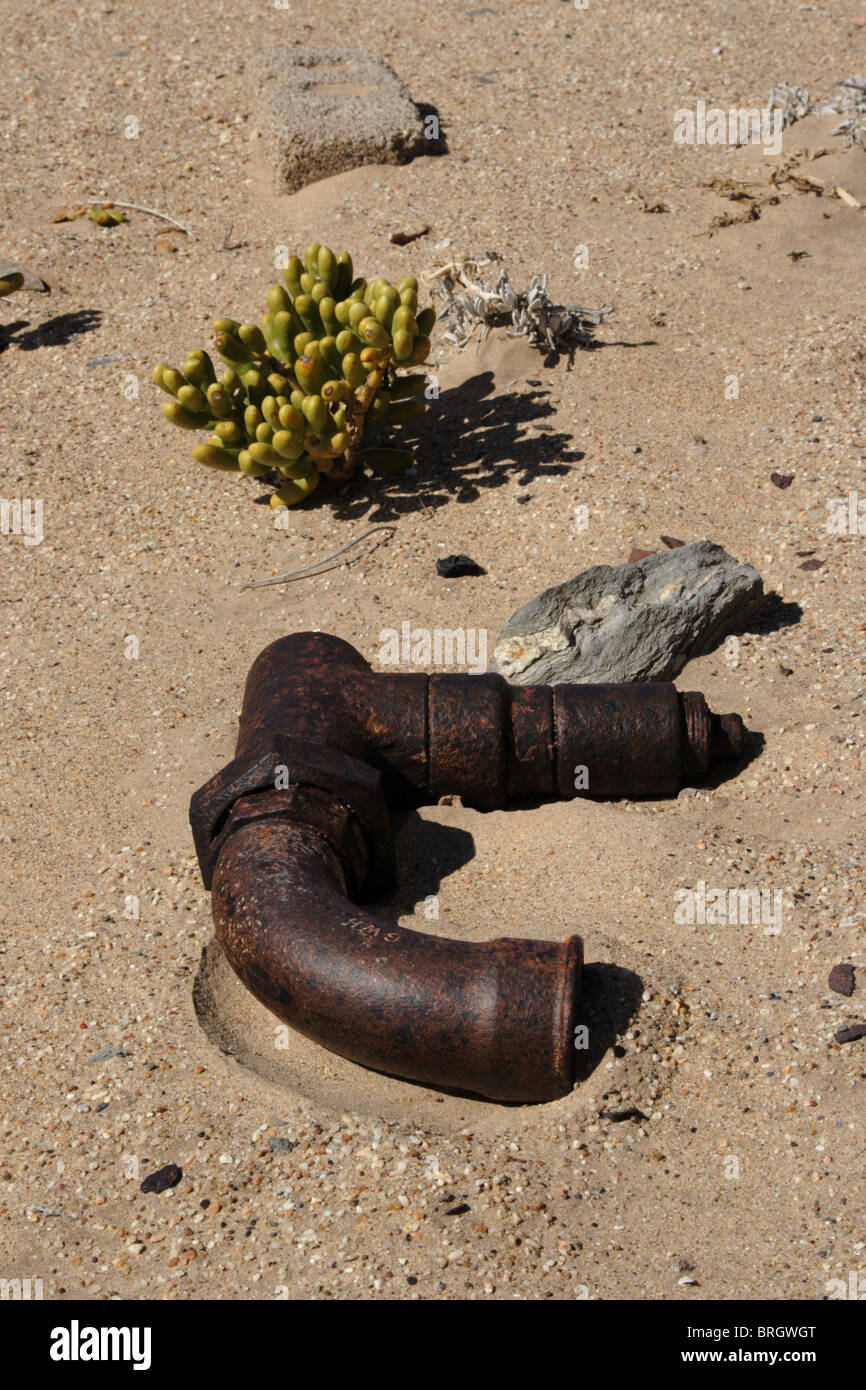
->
190, 632, 746, 1103
211, 805, 582, 1102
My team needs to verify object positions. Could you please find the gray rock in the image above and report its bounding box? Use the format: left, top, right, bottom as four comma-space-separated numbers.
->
490, 541, 764, 685
256, 47, 428, 193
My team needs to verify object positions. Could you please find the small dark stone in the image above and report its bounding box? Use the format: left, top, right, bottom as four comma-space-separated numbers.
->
139, 1163, 182, 1194
200, 1198, 211, 1209
444, 1203, 470, 1215
779, 664, 793, 676
829, 964, 855, 997
660, 535, 685, 548
799, 558, 825, 571
436, 554, 486, 578
770, 472, 795, 488
812, 415, 823, 422
600, 1107, 647, 1122
834, 1022, 866, 1045
628, 547, 656, 563
390, 226, 429, 246
267, 1136, 295, 1153
407, 1275, 418, 1285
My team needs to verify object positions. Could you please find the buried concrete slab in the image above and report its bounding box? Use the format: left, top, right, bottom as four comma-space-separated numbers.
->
256, 46, 430, 193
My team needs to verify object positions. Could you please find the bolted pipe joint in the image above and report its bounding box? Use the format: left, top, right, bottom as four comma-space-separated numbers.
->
190, 631, 748, 1103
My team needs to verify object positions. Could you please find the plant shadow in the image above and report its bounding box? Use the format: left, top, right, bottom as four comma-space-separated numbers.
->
319, 371, 584, 522
0, 309, 102, 353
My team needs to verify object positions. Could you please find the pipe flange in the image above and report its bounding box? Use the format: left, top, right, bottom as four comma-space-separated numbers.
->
680, 690, 712, 781
215, 786, 370, 900
190, 734, 394, 893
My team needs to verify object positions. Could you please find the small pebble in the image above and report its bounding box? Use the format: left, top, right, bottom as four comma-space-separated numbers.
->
139, 1164, 182, 1195
436, 554, 486, 578
828, 963, 855, 997
834, 1022, 866, 1045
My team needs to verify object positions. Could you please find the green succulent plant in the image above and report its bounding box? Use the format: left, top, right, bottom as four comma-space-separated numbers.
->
153, 243, 435, 508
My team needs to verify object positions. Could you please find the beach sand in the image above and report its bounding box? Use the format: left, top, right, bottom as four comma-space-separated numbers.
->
1, 0, 864, 1300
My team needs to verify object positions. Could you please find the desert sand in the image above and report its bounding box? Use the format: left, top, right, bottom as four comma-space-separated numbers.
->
0, 0, 864, 1301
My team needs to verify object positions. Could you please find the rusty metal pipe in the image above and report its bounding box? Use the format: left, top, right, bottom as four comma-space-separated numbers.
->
211, 808, 582, 1102
190, 632, 746, 1103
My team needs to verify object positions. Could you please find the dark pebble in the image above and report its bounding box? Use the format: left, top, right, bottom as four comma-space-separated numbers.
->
436, 554, 486, 578
779, 664, 793, 676
268, 1136, 294, 1153
770, 472, 795, 488
829, 963, 855, 997
834, 1022, 866, 1045
444, 1203, 470, 1216
600, 1107, 647, 1122
660, 535, 685, 548
139, 1163, 182, 1194
799, 558, 825, 571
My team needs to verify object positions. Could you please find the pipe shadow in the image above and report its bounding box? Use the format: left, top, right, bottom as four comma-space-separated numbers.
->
700, 727, 765, 790
380, 809, 476, 914
573, 962, 644, 1083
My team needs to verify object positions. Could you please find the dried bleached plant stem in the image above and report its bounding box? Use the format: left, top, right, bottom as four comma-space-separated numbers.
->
428, 252, 612, 357
768, 74, 866, 148
241, 525, 397, 589
101, 201, 197, 239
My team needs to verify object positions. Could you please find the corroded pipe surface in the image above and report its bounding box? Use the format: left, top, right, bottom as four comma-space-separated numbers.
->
190, 631, 746, 1102
212, 807, 582, 1103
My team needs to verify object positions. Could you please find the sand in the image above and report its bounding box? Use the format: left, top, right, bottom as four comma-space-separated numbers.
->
0, 0, 864, 1301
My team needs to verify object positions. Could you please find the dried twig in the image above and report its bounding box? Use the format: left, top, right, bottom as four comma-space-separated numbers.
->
219, 225, 247, 252
100, 201, 196, 239
241, 525, 397, 590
